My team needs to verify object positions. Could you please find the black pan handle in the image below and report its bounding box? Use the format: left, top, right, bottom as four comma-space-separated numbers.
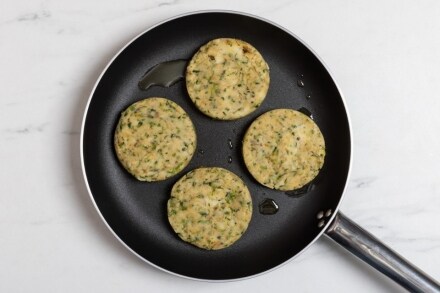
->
325, 212, 440, 293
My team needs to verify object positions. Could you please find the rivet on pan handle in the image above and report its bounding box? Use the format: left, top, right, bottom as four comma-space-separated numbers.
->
325, 212, 440, 293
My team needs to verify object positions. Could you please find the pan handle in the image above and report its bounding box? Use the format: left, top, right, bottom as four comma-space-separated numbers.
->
325, 212, 440, 293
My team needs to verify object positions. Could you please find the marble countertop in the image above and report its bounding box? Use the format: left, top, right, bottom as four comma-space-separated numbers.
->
1, 0, 440, 292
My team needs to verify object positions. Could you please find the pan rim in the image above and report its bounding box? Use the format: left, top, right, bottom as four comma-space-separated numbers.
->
80, 9, 353, 282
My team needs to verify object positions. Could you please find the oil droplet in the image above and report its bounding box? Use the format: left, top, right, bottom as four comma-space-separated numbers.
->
306, 94, 311, 99
297, 107, 313, 120
227, 139, 233, 149
198, 149, 205, 155
285, 183, 315, 197
228, 156, 232, 163
297, 80, 305, 87
259, 198, 279, 215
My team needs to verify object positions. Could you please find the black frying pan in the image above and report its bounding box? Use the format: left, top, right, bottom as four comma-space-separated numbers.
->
81, 11, 440, 291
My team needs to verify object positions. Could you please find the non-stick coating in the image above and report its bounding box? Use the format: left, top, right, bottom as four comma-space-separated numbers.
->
82, 12, 351, 280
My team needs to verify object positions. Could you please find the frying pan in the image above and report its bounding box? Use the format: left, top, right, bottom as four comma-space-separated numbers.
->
80, 10, 440, 292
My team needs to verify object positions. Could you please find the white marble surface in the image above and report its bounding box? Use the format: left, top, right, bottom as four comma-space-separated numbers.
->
1, 0, 440, 292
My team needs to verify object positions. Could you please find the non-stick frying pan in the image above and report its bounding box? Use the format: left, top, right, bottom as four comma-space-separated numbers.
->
80, 10, 440, 292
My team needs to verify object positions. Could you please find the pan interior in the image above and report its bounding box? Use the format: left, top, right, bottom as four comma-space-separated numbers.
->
82, 12, 351, 280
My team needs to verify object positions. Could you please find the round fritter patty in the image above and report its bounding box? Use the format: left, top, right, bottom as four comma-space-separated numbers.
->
242, 109, 325, 191
186, 38, 270, 120
114, 97, 196, 181
167, 167, 253, 250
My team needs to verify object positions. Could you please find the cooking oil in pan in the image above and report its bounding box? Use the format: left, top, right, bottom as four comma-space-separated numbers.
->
298, 107, 313, 120
227, 139, 233, 149
259, 198, 279, 215
227, 139, 233, 163
138, 60, 187, 90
